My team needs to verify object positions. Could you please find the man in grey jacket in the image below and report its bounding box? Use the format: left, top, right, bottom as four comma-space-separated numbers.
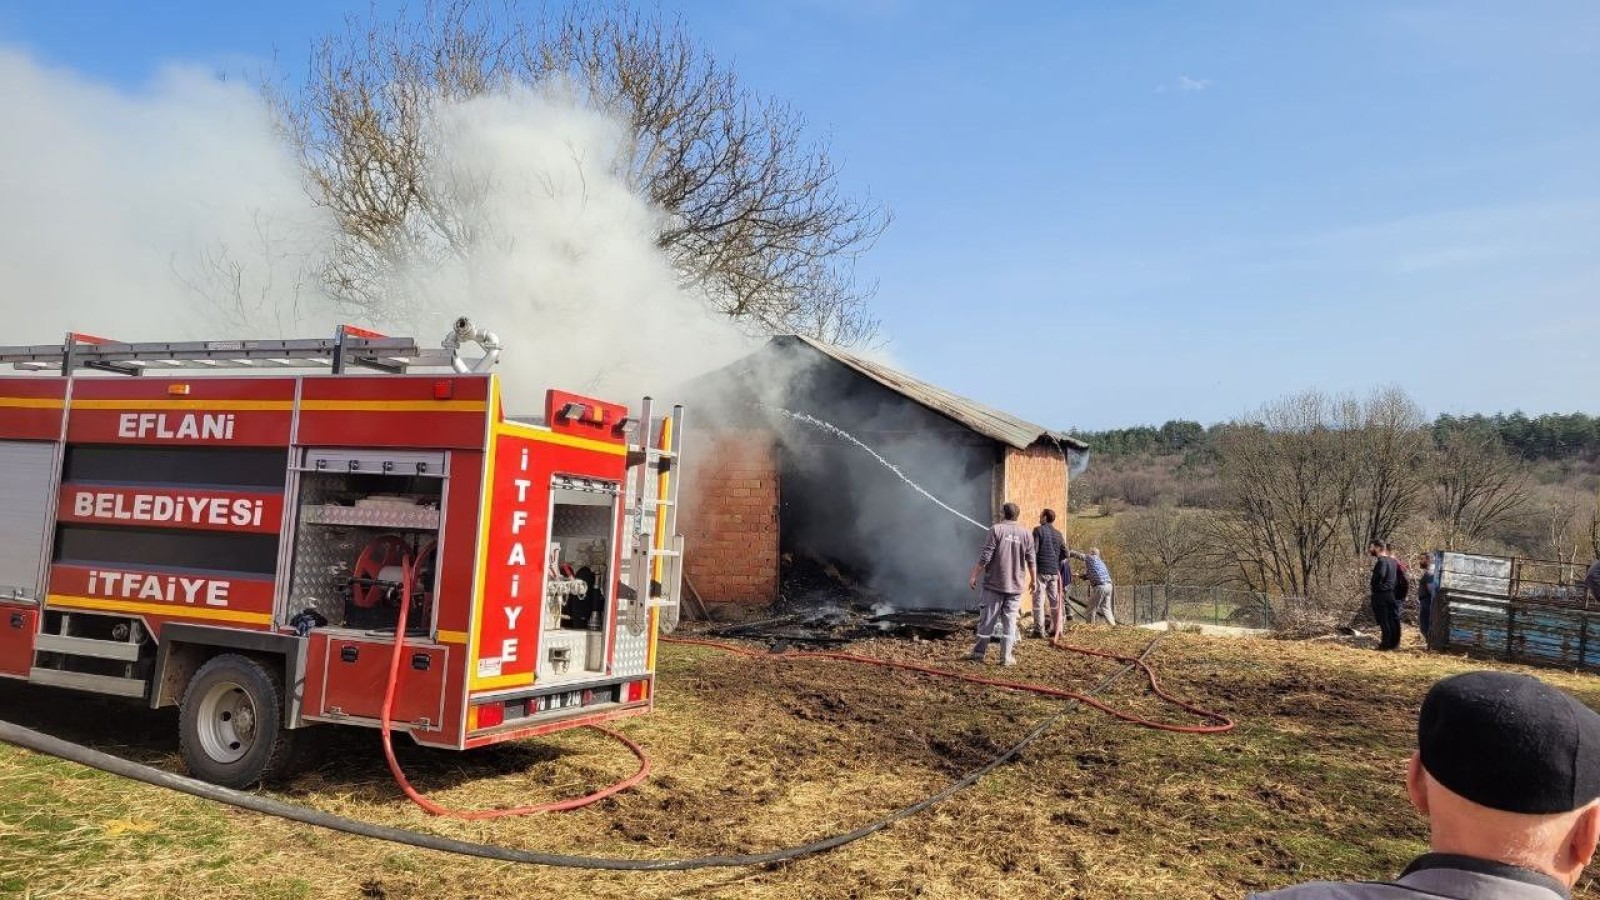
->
967, 501, 1035, 666
1252, 670, 1600, 899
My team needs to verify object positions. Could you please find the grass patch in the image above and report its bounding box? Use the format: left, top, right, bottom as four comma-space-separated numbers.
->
0, 627, 1597, 898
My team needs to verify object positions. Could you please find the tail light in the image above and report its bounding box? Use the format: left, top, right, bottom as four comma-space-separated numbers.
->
625, 680, 650, 703
472, 702, 505, 730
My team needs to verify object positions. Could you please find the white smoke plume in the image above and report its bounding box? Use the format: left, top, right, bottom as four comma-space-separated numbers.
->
0, 49, 332, 342
384, 84, 751, 407
0, 47, 748, 408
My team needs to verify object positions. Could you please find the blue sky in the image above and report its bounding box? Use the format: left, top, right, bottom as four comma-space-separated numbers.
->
1, 1, 1595, 430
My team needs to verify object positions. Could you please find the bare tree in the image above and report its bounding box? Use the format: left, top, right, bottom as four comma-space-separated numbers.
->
1588, 479, 1600, 558
1430, 430, 1530, 550
271, 0, 888, 344
1534, 494, 1591, 565
1114, 506, 1214, 586
1209, 391, 1362, 599
1343, 387, 1430, 554
1591, 510, 1600, 558
169, 212, 320, 339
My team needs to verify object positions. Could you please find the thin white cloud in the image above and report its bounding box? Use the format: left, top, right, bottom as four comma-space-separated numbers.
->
1156, 75, 1213, 94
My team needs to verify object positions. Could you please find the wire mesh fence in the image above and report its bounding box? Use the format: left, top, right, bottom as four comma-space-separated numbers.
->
1062, 583, 1309, 629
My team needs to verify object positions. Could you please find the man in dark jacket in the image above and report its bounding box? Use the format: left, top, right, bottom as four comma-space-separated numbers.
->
1370, 539, 1401, 651
1030, 508, 1069, 639
1252, 670, 1600, 899
1588, 558, 1600, 604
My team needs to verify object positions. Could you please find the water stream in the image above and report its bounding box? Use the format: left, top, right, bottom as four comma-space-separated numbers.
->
764, 406, 987, 532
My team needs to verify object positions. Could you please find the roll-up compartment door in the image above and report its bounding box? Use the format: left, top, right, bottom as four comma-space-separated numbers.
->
0, 440, 57, 601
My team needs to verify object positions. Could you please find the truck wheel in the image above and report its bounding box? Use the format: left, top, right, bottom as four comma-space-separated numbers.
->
179, 654, 296, 788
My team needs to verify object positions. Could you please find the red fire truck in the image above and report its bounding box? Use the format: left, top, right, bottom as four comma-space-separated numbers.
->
0, 318, 685, 787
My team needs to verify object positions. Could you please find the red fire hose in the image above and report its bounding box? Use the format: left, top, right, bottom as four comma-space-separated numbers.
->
379, 557, 1233, 818
660, 634, 1235, 735
378, 558, 650, 819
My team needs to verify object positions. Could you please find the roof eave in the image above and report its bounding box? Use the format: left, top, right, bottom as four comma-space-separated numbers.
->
785, 335, 1075, 452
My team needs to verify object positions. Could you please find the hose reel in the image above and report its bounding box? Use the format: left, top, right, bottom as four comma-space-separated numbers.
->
345, 535, 435, 629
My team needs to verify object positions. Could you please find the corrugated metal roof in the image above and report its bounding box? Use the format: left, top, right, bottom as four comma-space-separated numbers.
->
783, 335, 1088, 452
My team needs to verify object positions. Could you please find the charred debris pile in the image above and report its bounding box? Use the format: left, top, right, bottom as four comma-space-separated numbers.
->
707, 553, 971, 648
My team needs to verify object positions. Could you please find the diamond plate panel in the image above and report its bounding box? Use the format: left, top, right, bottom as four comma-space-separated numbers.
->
287, 477, 352, 623
287, 531, 366, 625
300, 503, 440, 530
612, 604, 650, 677
552, 504, 611, 539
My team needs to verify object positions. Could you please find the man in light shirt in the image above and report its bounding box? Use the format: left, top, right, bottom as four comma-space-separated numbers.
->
1069, 547, 1115, 625
967, 502, 1035, 666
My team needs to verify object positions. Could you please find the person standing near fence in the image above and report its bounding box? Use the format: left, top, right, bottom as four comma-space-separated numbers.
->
1387, 542, 1411, 630
1070, 548, 1116, 625
1369, 538, 1401, 651
1587, 558, 1600, 604
1031, 509, 1069, 639
967, 501, 1035, 666
1416, 554, 1438, 646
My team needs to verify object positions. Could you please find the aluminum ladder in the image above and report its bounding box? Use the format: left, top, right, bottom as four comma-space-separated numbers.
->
0, 325, 459, 375
624, 397, 687, 633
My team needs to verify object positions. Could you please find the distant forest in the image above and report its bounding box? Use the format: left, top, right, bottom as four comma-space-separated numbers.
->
1064, 400, 1600, 613
1072, 412, 1600, 463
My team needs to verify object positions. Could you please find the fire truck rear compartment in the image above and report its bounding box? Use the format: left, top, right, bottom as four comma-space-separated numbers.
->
539, 482, 621, 681
285, 449, 447, 637
283, 449, 455, 736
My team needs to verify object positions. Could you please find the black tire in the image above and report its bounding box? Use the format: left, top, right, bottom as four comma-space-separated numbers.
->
178, 653, 296, 788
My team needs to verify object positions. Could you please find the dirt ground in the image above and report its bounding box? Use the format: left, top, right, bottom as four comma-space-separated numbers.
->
1, 625, 1598, 899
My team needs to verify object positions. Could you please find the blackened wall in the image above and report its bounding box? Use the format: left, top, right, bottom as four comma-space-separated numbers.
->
768, 344, 998, 610
680, 339, 1075, 611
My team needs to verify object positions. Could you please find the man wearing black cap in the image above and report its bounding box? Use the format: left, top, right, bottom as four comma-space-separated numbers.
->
1252, 670, 1600, 898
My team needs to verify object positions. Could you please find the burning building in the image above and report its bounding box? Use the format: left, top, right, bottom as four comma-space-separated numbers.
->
679, 335, 1088, 614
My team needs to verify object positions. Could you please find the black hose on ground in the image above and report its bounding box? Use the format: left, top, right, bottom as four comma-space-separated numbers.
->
0, 635, 1161, 871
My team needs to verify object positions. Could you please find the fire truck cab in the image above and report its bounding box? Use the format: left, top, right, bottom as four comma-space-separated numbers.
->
0, 319, 684, 787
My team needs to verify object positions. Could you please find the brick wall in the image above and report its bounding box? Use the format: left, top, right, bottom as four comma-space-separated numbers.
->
1003, 442, 1070, 526
679, 429, 780, 606
1002, 443, 1071, 613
